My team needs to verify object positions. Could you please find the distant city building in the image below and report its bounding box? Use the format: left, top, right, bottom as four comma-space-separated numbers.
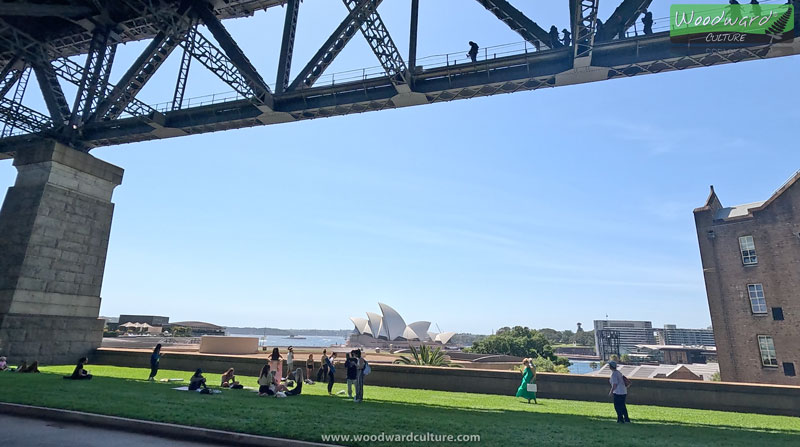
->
631, 344, 716, 365
694, 173, 800, 385
348, 303, 455, 348
654, 325, 716, 347
594, 320, 656, 361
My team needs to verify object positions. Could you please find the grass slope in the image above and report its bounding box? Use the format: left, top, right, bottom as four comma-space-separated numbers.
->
0, 365, 798, 446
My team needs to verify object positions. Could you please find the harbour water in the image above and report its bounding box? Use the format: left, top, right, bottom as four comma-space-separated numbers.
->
568, 360, 600, 374
255, 335, 347, 348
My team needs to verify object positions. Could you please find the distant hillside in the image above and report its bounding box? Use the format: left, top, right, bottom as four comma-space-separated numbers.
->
226, 327, 352, 337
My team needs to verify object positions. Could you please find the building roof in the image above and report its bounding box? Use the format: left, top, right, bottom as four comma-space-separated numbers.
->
635, 344, 716, 352
350, 303, 454, 343
589, 363, 719, 381
169, 321, 224, 329
696, 170, 800, 221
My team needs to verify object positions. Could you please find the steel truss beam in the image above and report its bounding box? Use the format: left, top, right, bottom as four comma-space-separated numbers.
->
91, 2, 193, 121
601, 0, 652, 41
52, 57, 155, 118
0, 97, 52, 136
71, 28, 116, 127
194, 1, 273, 106
289, 0, 385, 90
1, 68, 23, 98
173, 22, 197, 111
1, 67, 31, 137
276, 0, 301, 93
32, 59, 71, 125
572, 0, 599, 60
342, 0, 407, 86
475, 0, 552, 50
178, 24, 253, 99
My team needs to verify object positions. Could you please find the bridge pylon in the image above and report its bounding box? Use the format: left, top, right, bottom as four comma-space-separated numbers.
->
0, 140, 122, 364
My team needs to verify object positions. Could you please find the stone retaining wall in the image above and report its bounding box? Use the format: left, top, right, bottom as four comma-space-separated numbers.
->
92, 349, 800, 416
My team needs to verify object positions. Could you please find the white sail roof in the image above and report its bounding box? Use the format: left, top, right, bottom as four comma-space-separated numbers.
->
350, 317, 372, 336
378, 302, 407, 341
366, 312, 388, 339
405, 321, 432, 341
435, 332, 456, 344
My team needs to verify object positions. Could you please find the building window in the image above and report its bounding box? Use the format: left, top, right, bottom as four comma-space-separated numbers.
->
758, 335, 778, 367
784, 362, 796, 377
772, 307, 784, 321
739, 235, 758, 265
747, 284, 767, 314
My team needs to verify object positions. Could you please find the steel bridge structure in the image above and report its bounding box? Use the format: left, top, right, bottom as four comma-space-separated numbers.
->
1, 0, 799, 159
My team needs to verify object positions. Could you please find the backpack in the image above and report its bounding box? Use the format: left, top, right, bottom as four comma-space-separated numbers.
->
622, 375, 632, 388
363, 361, 371, 376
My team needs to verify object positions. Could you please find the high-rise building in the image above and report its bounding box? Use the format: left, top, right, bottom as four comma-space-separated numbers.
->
655, 325, 716, 347
694, 173, 800, 385
593, 320, 656, 360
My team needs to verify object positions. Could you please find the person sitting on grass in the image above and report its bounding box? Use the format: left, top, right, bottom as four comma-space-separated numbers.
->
15, 361, 27, 373
220, 368, 242, 388
266, 371, 289, 396
19, 361, 40, 373
188, 368, 209, 392
0, 356, 7, 371
284, 369, 304, 396
258, 364, 273, 396
65, 357, 92, 380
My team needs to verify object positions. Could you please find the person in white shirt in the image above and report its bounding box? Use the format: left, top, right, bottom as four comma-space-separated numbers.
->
286, 346, 294, 380
608, 361, 630, 423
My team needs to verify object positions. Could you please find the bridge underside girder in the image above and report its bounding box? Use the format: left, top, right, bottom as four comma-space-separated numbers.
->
3, 31, 796, 159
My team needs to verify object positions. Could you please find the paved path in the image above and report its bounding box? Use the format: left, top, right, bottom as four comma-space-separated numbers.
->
0, 414, 223, 447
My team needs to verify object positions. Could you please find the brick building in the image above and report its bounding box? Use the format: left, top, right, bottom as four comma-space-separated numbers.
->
694, 173, 800, 384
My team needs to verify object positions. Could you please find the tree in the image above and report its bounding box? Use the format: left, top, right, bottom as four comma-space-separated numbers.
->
394, 345, 461, 367
172, 326, 192, 337
620, 354, 631, 364
467, 326, 569, 366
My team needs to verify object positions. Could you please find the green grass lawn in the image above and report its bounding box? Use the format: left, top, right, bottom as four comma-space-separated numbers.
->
1, 365, 798, 446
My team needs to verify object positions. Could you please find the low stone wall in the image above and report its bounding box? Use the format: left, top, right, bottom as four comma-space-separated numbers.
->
198, 336, 258, 355
92, 349, 800, 417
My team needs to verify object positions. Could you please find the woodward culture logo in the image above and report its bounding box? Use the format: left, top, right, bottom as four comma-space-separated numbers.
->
670, 3, 794, 44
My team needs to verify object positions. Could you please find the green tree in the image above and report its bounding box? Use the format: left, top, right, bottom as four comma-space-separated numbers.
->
620, 354, 631, 364
172, 326, 192, 337
394, 345, 461, 367
468, 326, 568, 366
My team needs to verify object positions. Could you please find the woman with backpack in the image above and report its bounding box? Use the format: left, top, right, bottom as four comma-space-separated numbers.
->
608, 361, 631, 423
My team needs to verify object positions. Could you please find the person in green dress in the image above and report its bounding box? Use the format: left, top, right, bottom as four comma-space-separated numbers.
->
515, 358, 537, 404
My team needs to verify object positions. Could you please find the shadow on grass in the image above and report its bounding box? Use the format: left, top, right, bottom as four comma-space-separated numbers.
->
1, 372, 798, 447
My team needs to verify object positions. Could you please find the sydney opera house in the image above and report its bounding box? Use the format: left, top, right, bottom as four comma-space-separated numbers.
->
348, 303, 456, 348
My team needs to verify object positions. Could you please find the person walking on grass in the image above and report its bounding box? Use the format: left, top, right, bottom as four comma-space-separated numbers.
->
345, 351, 358, 398
608, 361, 631, 423
317, 349, 329, 382
515, 358, 537, 404
354, 350, 365, 402
148, 344, 164, 381
326, 352, 337, 395
286, 346, 294, 380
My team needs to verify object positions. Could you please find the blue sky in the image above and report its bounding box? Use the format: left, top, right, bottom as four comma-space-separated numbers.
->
1, 1, 798, 333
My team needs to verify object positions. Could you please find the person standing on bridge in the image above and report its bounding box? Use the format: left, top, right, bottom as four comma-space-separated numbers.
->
549, 26, 562, 48
595, 19, 606, 42
642, 10, 654, 35
562, 29, 572, 47
467, 41, 479, 63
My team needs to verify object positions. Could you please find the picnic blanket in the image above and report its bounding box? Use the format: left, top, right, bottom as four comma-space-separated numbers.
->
172, 386, 221, 394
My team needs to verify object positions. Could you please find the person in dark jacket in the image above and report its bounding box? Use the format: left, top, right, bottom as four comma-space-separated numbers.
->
148, 344, 163, 381
326, 352, 338, 394
549, 26, 562, 48
642, 10, 654, 35
65, 357, 92, 380
467, 41, 479, 62
345, 351, 358, 398
188, 368, 208, 391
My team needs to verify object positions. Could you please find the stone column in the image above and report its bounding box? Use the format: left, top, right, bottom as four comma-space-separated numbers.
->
0, 140, 123, 364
